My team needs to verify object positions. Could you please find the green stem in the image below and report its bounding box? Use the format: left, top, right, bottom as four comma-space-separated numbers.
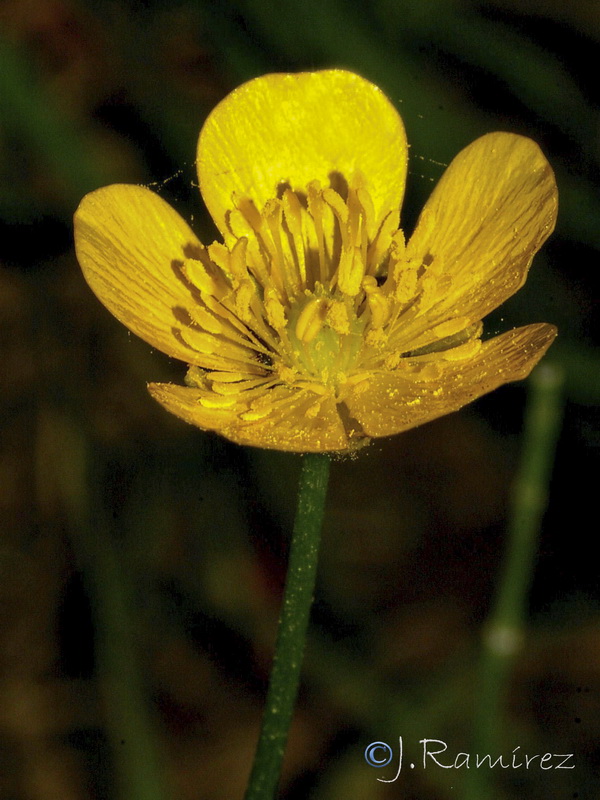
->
464, 363, 564, 800
244, 452, 331, 800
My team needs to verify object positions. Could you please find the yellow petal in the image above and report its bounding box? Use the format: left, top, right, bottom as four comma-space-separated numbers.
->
74, 184, 202, 362
148, 383, 351, 452
345, 323, 557, 438
198, 70, 407, 239
406, 132, 558, 322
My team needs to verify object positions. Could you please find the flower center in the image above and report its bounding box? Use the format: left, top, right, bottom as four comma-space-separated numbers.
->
180, 180, 407, 390
286, 291, 366, 389
218, 177, 405, 389
178, 176, 480, 414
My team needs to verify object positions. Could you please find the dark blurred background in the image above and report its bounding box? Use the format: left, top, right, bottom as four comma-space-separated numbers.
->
1, 0, 599, 798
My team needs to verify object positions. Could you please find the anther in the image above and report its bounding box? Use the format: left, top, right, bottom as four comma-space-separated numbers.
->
295, 298, 327, 343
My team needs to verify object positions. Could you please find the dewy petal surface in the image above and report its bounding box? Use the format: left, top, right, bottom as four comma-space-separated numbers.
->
406, 132, 558, 323
148, 383, 350, 452
74, 185, 202, 362
197, 70, 407, 238
345, 323, 557, 438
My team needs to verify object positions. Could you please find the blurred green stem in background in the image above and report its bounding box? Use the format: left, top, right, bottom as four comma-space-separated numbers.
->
244, 453, 331, 800
0, 37, 115, 204
464, 363, 565, 800
36, 412, 169, 800
82, 499, 170, 800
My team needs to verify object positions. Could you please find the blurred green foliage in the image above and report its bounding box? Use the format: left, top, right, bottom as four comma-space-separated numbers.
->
1, 1, 599, 799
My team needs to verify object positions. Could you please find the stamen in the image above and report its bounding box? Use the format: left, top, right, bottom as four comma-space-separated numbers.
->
264, 287, 287, 332
295, 298, 327, 343
181, 176, 473, 407
366, 291, 391, 329
307, 181, 328, 284
207, 242, 232, 276
440, 339, 482, 361
367, 210, 400, 275
282, 189, 307, 288
199, 393, 238, 409
264, 199, 289, 295
356, 185, 376, 238
229, 237, 249, 281
190, 306, 224, 334
208, 371, 252, 383
325, 301, 350, 336
181, 257, 229, 299
431, 317, 473, 339
210, 377, 278, 395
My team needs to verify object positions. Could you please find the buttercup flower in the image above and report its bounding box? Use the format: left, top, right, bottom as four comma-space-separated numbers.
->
74, 70, 558, 452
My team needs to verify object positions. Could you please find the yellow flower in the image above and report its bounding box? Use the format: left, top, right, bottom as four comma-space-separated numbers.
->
74, 70, 558, 453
